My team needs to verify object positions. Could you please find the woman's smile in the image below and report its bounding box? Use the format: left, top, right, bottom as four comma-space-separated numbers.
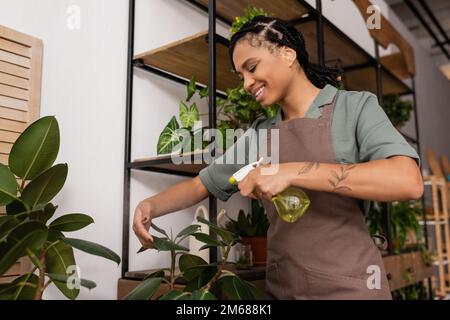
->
254, 85, 266, 102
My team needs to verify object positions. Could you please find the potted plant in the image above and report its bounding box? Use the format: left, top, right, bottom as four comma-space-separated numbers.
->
157, 75, 280, 155
156, 76, 210, 155
382, 94, 413, 129
125, 216, 266, 300
224, 200, 269, 266
157, 7, 280, 156
0, 116, 120, 300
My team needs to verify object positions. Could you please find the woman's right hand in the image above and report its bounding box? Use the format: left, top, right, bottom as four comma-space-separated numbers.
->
133, 200, 154, 249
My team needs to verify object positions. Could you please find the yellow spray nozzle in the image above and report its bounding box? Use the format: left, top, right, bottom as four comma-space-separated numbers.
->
228, 176, 237, 185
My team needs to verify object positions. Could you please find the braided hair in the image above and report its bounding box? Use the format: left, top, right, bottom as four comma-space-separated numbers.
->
229, 16, 341, 89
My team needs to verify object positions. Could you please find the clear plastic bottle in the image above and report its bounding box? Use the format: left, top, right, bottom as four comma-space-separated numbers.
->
228, 159, 311, 223
271, 187, 310, 223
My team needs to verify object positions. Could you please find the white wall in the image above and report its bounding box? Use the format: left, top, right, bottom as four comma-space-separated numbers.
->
0, 0, 247, 300
1, 0, 448, 300
0, 0, 128, 299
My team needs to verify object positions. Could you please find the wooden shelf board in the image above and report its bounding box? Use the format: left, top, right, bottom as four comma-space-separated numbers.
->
383, 251, 434, 291
134, 30, 239, 92
344, 66, 411, 96
131, 150, 222, 176
125, 264, 266, 282
191, 0, 309, 23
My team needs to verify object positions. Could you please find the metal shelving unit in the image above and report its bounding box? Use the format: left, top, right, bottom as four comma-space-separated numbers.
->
122, 0, 221, 278
122, 0, 430, 296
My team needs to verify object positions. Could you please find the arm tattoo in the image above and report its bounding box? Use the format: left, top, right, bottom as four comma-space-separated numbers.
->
328, 164, 356, 192
297, 162, 320, 175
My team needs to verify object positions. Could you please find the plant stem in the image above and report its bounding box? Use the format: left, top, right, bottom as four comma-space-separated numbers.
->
34, 248, 46, 300
19, 178, 26, 193
44, 240, 60, 253
169, 250, 176, 291
15, 178, 21, 193
43, 279, 52, 291
203, 244, 232, 291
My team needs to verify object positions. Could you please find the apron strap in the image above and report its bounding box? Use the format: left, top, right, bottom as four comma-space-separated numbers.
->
320, 90, 339, 120
371, 234, 388, 251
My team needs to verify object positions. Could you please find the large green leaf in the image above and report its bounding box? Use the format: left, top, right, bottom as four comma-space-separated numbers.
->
6, 200, 27, 217
215, 275, 260, 300
9, 116, 60, 181
0, 163, 17, 206
29, 203, 58, 224
192, 232, 223, 247
7, 221, 48, 251
0, 216, 20, 242
47, 229, 64, 242
143, 269, 166, 281
175, 224, 201, 241
153, 236, 189, 252
189, 289, 217, 300
197, 216, 234, 243
150, 222, 168, 238
49, 214, 94, 232
0, 222, 47, 275
178, 254, 208, 281
158, 290, 190, 300
123, 277, 162, 300
156, 116, 183, 155
62, 238, 120, 265
0, 273, 39, 300
45, 241, 79, 299
46, 273, 96, 290
21, 164, 68, 209
179, 102, 199, 130
183, 266, 217, 292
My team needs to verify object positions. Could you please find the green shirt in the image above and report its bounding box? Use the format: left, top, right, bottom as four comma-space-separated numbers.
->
199, 84, 420, 210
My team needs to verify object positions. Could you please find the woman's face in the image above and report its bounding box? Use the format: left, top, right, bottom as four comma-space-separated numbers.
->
232, 39, 296, 106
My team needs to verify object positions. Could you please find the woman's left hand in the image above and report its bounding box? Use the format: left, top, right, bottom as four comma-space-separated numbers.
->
238, 164, 292, 202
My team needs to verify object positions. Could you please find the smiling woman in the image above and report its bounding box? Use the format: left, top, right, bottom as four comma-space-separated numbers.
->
133, 16, 423, 301
229, 16, 340, 117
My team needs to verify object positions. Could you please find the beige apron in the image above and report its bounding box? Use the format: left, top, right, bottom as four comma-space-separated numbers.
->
261, 91, 392, 300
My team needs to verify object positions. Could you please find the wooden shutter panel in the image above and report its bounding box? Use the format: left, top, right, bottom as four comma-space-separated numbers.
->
0, 25, 43, 282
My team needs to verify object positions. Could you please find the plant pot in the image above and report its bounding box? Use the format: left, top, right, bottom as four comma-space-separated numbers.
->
241, 236, 267, 266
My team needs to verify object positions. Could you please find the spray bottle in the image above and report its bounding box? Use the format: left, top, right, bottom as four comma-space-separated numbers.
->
228, 158, 311, 223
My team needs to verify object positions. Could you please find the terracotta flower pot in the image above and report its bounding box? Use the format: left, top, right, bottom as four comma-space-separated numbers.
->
241, 236, 267, 266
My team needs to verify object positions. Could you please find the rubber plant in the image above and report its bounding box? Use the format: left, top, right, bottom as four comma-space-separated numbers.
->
0, 116, 120, 300
124, 217, 266, 300
224, 200, 269, 238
